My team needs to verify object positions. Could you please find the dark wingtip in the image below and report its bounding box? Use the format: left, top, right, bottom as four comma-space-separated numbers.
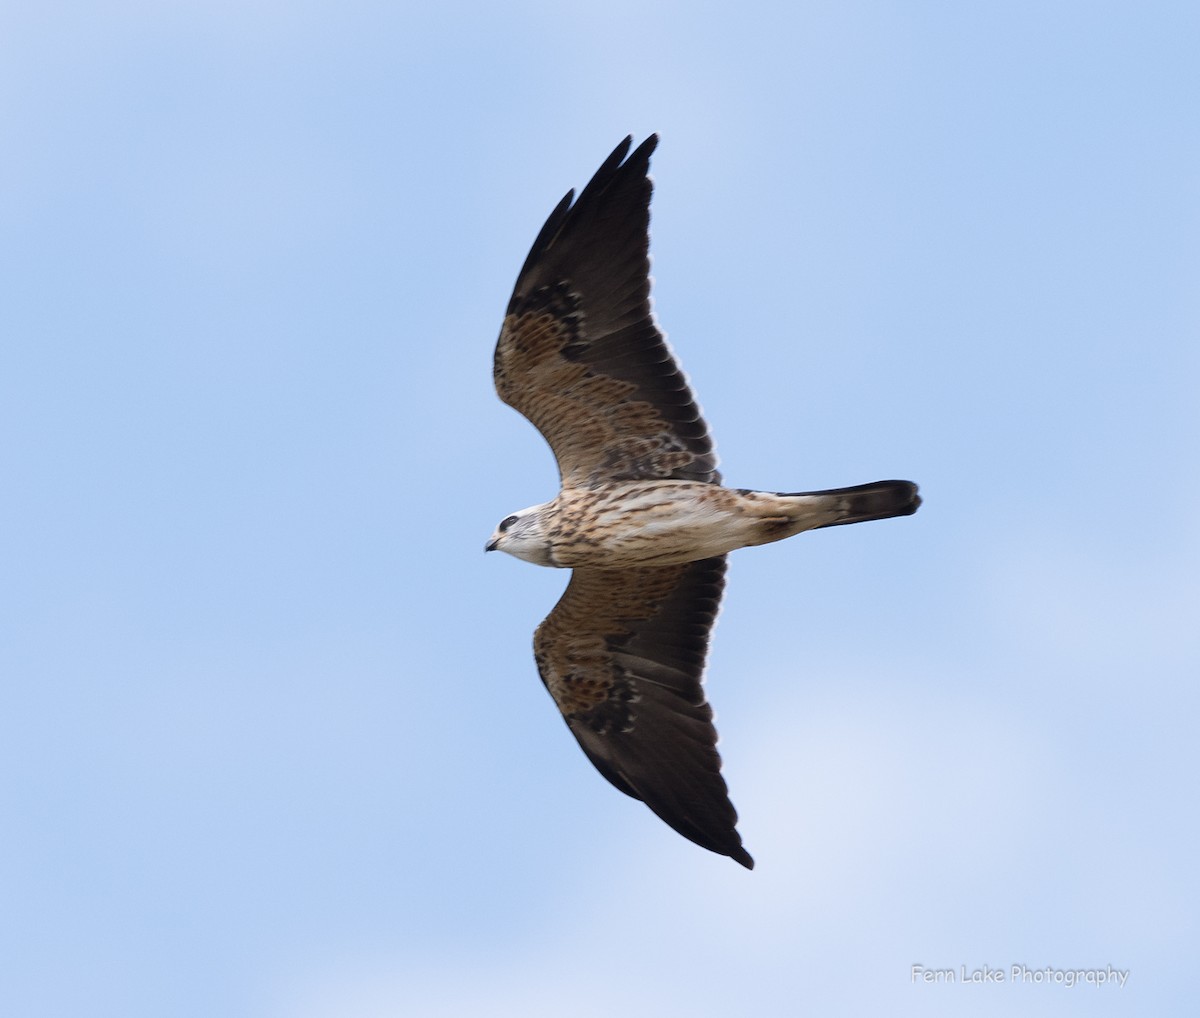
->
597, 133, 657, 181
731, 845, 755, 870
632, 132, 659, 160
508, 137, 660, 296
606, 135, 634, 168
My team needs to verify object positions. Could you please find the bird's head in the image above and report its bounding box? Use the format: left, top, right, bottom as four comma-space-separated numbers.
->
485, 502, 555, 566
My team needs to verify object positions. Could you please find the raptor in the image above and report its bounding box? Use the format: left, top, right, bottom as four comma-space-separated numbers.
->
487, 135, 920, 868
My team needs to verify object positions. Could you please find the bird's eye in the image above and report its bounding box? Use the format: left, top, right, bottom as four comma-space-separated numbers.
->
499, 515, 519, 533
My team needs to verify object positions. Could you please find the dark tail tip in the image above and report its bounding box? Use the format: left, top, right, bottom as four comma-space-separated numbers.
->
801, 480, 921, 529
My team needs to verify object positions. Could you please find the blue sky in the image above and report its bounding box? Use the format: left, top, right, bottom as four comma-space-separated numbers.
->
2, 2, 1197, 1015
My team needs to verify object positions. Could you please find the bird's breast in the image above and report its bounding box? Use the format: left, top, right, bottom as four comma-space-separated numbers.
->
547, 482, 757, 568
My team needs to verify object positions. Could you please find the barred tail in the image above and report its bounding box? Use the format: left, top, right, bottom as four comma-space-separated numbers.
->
787, 480, 921, 528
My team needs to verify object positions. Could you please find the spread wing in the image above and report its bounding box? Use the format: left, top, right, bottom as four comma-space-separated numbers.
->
494, 135, 720, 489
533, 555, 752, 868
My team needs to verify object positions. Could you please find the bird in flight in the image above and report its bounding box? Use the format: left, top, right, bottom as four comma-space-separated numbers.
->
487, 135, 920, 869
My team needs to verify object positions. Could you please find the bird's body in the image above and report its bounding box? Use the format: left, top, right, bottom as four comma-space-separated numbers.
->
494, 479, 920, 569
487, 135, 920, 869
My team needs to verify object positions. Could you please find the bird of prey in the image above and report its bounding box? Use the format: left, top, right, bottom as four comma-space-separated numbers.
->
487, 135, 920, 869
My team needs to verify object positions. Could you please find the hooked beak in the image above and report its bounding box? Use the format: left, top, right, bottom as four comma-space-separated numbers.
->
484, 538, 499, 553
